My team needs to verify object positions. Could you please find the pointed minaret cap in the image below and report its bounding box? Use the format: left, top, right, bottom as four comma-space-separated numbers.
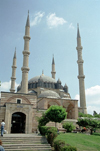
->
64, 83, 68, 87
52, 54, 55, 64
14, 47, 16, 58
42, 70, 44, 75
26, 10, 30, 27
57, 78, 61, 83
77, 23, 81, 38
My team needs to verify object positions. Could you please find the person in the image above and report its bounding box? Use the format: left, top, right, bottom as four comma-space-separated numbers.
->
1, 120, 5, 137
0, 140, 5, 151
81, 127, 86, 133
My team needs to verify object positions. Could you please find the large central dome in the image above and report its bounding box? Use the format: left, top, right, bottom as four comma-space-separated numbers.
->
28, 74, 56, 83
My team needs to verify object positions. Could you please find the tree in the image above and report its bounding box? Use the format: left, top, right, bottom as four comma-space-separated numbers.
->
38, 105, 67, 127
93, 111, 100, 118
45, 105, 67, 126
38, 112, 50, 127
77, 118, 100, 134
78, 112, 93, 118
93, 111, 97, 116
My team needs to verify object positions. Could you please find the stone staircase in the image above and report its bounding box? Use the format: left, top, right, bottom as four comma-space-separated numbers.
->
0, 134, 51, 151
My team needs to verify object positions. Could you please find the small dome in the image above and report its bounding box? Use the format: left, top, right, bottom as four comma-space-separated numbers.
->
38, 90, 60, 99
28, 74, 56, 83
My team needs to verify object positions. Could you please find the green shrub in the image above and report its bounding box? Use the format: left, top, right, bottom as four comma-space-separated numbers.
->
38, 113, 49, 127
94, 114, 100, 118
54, 140, 66, 151
63, 122, 75, 132
38, 126, 48, 136
54, 140, 76, 151
47, 128, 58, 147
61, 146, 77, 151
39, 126, 57, 136
78, 112, 93, 118
48, 127, 57, 132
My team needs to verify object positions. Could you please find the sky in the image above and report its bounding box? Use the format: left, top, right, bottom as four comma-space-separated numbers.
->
0, 0, 100, 115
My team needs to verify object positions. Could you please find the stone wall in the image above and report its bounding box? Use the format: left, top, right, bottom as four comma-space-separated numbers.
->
0, 92, 37, 108
0, 106, 5, 123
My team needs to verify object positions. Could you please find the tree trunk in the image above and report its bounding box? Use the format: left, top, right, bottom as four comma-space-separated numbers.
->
90, 129, 93, 135
55, 122, 57, 127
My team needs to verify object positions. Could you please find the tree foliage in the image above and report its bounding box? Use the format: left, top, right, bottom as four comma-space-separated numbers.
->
78, 111, 100, 118
45, 105, 67, 123
63, 122, 75, 132
77, 118, 100, 134
93, 111, 100, 118
38, 105, 67, 127
38, 112, 49, 127
78, 112, 93, 118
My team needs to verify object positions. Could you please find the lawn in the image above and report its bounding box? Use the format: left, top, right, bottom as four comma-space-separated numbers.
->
55, 133, 100, 151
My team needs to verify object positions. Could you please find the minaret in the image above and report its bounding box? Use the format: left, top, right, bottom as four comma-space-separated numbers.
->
76, 24, 87, 114
51, 55, 56, 79
10, 48, 17, 92
21, 11, 31, 93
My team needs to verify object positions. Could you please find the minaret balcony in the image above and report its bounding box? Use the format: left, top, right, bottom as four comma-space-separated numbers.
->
77, 75, 85, 79
76, 46, 83, 50
23, 35, 31, 40
12, 65, 17, 68
77, 60, 84, 64
11, 77, 16, 80
23, 50, 30, 55
21, 67, 30, 72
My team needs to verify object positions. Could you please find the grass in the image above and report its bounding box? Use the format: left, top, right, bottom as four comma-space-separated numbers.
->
54, 133, 100, 151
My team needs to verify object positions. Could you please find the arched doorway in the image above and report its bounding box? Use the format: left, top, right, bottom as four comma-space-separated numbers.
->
11, 112, 26, 133
66, 103, 74, 119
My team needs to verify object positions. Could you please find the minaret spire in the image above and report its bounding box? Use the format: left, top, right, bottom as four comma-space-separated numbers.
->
76, 24, 87, 114
21, 11, 31, 93
77, 23, 80, 38
51, 55, 56, 79
10, 48, 17, 92
26, 10, 30, 27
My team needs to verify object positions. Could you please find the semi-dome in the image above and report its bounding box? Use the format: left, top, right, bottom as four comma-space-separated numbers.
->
28, 74, 56, 83
38, 90, 60, 99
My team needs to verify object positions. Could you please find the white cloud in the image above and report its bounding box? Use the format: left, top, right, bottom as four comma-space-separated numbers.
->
86, 85, 100, 96
74, 85, 100, 115
30, 12, 45, 26
87, 106, 100, 115
47, 13, 67, 28
0, 81, 11, 91
0, 81, 19, 98
69, 23, 75, 29
74, 94, 79, 100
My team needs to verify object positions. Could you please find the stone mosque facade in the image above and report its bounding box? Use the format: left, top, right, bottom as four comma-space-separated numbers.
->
0, 12, 87, 134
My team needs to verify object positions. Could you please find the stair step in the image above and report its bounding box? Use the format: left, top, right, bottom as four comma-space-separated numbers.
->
2, 141, 48, 144
5, 149, 51, 151
0, 134, 51, 151
3, 144, 51, 147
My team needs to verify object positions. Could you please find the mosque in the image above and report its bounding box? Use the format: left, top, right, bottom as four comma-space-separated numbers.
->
0, 12, 87, 134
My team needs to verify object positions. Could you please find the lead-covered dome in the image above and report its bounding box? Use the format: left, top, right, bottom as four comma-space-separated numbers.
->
38, 90, 60, 99
28, 74, 56, 83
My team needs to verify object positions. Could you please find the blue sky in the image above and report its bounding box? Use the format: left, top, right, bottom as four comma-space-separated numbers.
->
0, 0, 100, 115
